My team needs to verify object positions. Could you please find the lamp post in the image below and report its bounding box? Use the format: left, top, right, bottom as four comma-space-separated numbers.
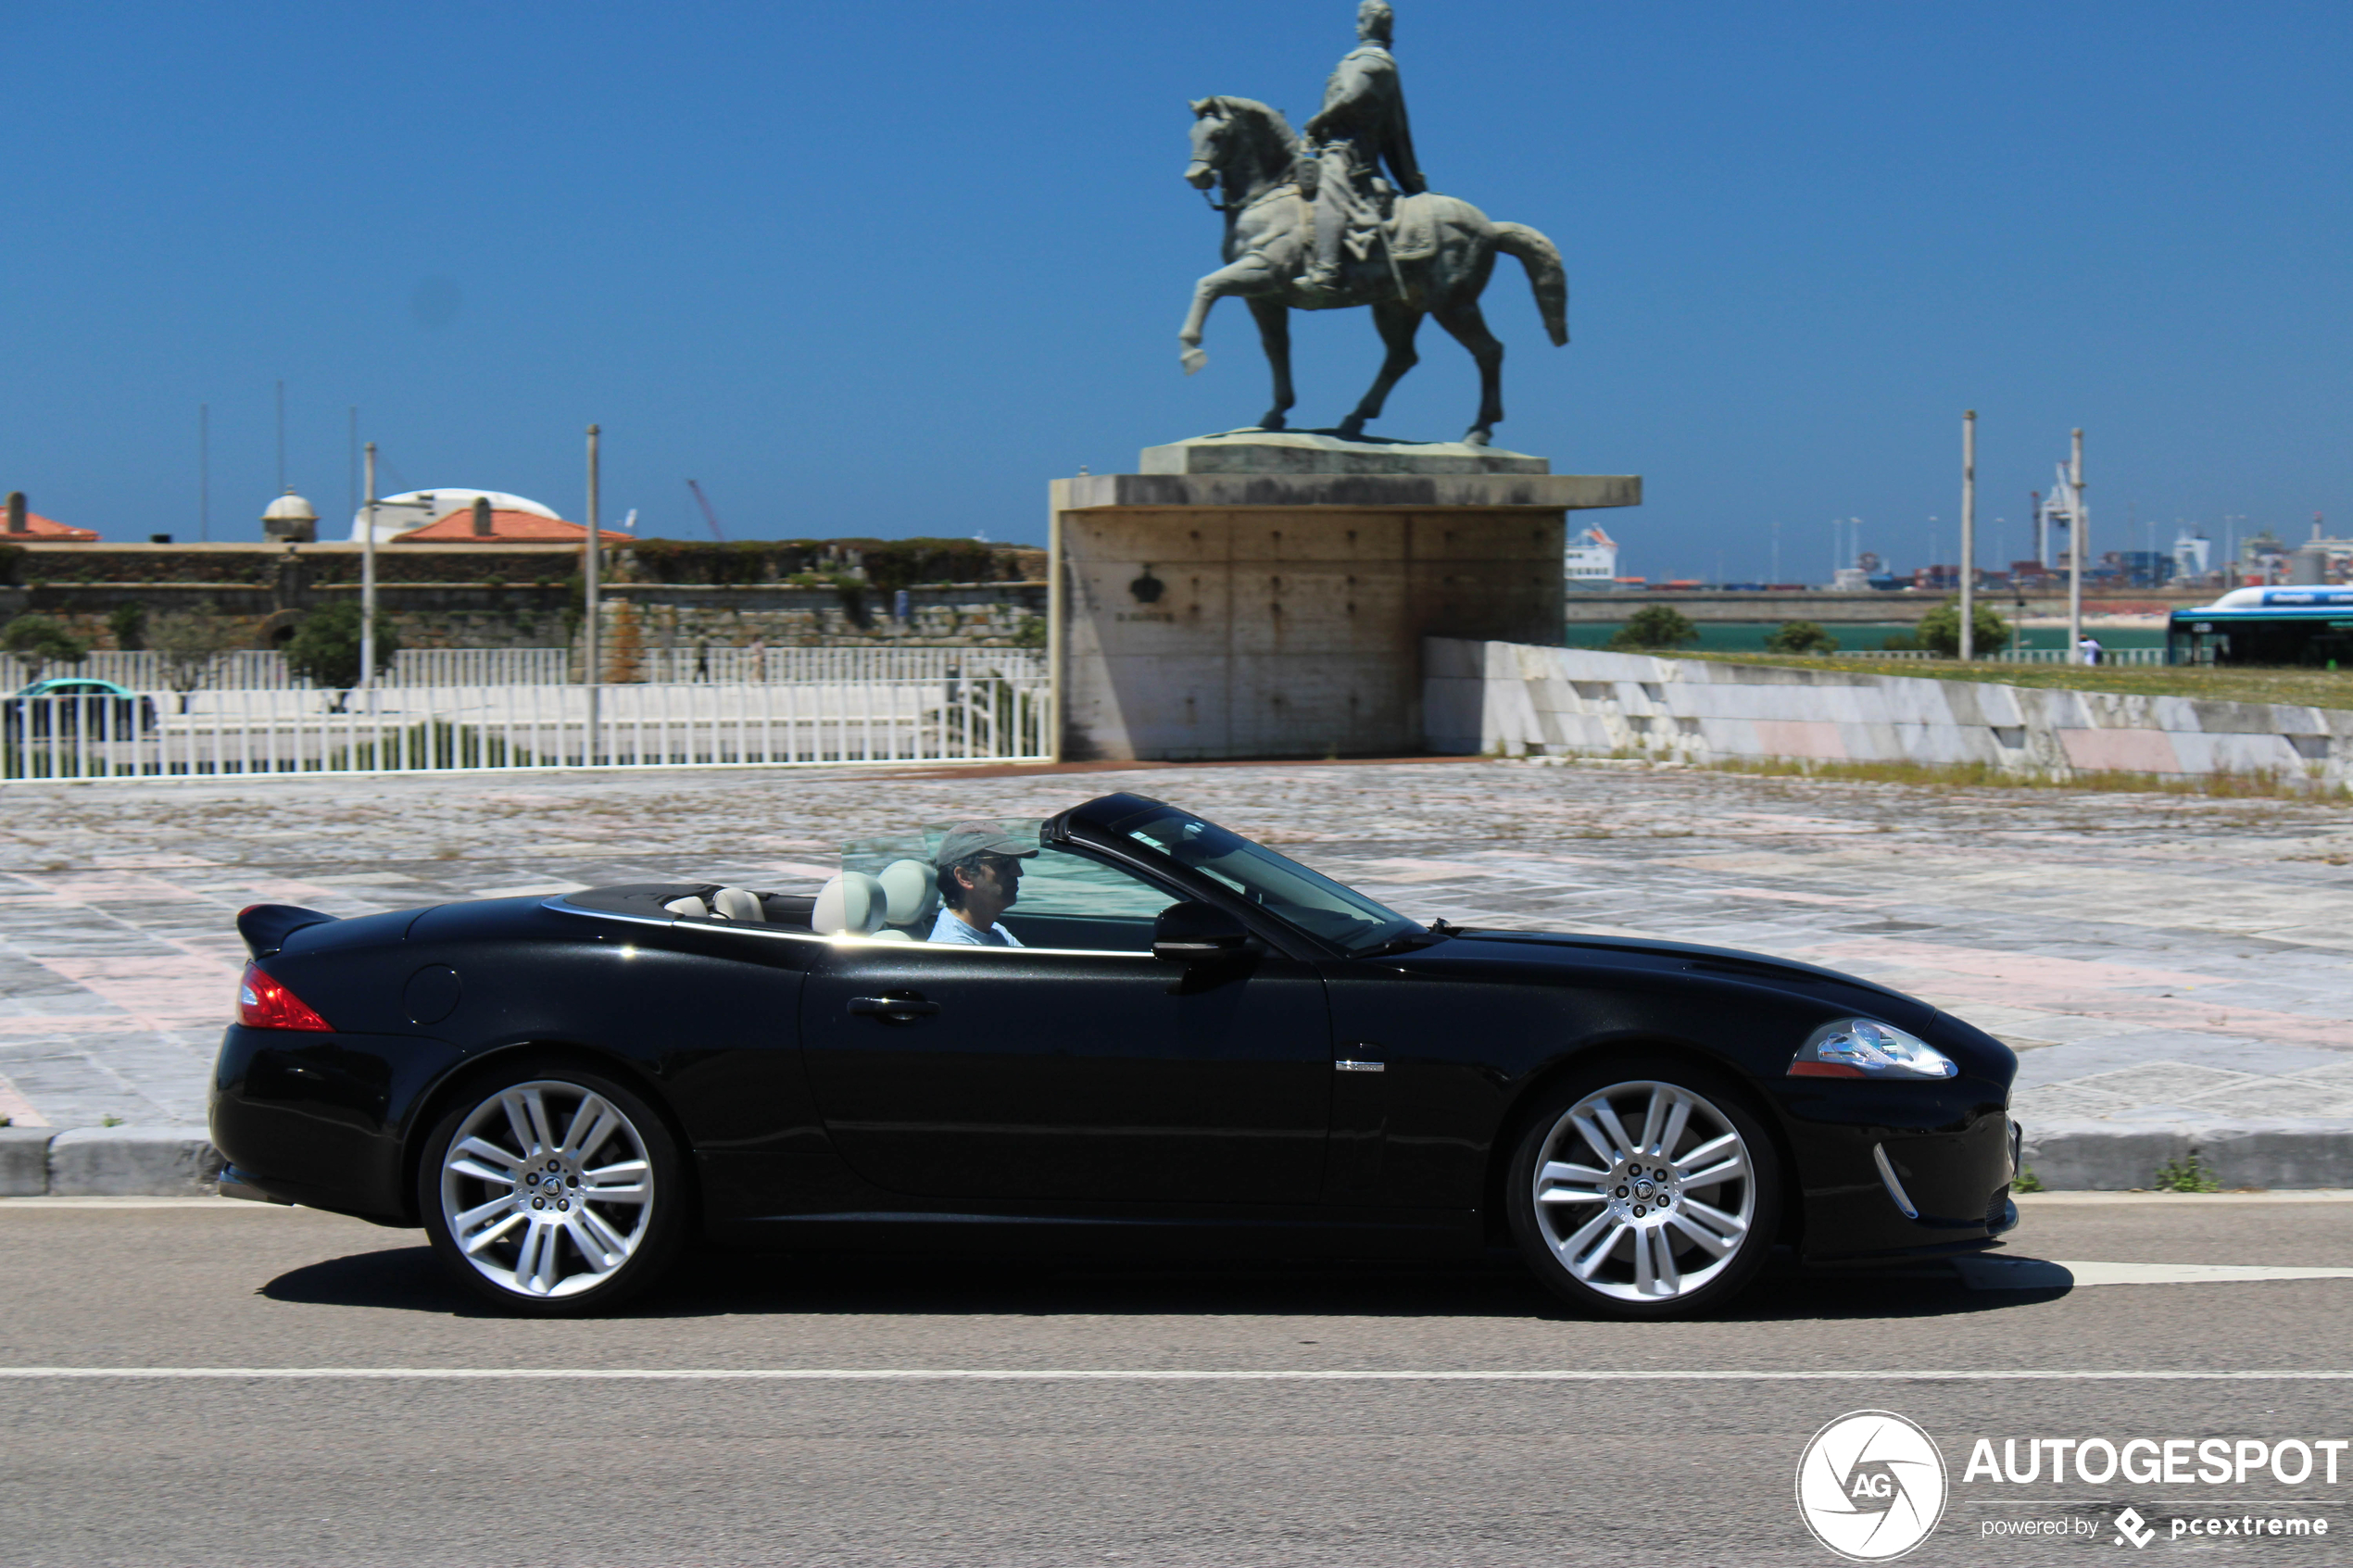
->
2065, 429, 2087, 662
1960, 411, 1977, 660
361, 442, 378, 710
584, 424, 601, 765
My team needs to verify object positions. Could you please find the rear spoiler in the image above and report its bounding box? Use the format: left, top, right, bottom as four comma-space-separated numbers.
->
237, 903, 335, 960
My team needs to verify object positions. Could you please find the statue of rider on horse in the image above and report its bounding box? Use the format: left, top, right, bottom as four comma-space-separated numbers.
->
1177, 2, 1567, 446
1299, 1, 1425, 299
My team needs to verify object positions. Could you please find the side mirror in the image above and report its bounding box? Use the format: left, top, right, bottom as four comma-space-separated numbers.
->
1152, 900, 1250, 964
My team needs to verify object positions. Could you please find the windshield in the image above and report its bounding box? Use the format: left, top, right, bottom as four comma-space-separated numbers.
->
1105, 802, 1420, 955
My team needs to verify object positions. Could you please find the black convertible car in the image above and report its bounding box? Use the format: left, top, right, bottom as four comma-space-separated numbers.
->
211, 793, 2020, 1318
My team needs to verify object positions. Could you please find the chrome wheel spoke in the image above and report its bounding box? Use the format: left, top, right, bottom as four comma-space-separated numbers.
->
1569, 1110, 1620, 1170
1673, 1132, 1738, 1181
459, 1208, 525, 1255
1636, 1226, 1680, 1296
513, 1217, 564, 1295
1634, 1086, 1669, 1157
501, 1092, 543, 1159
454, 1193, 517, 1232
1655, 1094, 1693, 1162
573, 1208, 633, 1267
1680, 1152, 1748, 1189
1669, 1205, 1740, 1257
1570, 1220, 1629, 1281
560, 1097, 619, 1163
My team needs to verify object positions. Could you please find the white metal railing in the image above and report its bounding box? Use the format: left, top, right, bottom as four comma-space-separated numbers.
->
1, 645, 1046, 694
0, 675, 1053, 782
633, 646, 1047, 684
389, 648, 573, 685
1759, 646, 2168, 666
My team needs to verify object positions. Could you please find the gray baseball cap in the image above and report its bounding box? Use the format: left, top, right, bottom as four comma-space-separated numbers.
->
934, 822, 1040, 869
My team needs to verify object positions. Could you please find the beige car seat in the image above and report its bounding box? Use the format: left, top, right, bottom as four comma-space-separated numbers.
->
663, 887, 765, 922
877, 859, 940, 935
812, 872, 890, 938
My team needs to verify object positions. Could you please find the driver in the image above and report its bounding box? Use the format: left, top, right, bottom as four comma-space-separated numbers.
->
927, 822, 1038, 946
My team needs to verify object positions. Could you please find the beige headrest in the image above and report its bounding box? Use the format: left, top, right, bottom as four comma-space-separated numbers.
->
812, 872, 888, 936
661, 895, 709, 919
710, 887, 764, 923
877, 859, 940, 928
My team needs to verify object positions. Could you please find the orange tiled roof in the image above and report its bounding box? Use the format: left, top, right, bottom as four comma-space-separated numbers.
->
2, 510, 100, 542
392, 508, 629, 545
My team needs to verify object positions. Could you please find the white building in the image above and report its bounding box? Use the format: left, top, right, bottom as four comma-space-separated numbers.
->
1565, 524, 1620, 584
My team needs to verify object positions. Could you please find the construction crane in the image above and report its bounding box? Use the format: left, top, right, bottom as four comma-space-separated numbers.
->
686, 479, 727, 543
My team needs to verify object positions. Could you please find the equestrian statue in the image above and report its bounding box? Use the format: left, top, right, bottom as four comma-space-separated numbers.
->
1177, 1, 1567, 446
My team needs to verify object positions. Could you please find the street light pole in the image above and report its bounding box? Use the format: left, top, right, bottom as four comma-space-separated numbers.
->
584, 423, 601, 765
1960, 411, 1977, 660
2066, 428, 2087, 661
361, 442, 378, 709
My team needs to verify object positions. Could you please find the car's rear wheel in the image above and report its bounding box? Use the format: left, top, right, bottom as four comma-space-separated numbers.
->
419, 1064, 686, 1315
1506, 1063, 1781, 1318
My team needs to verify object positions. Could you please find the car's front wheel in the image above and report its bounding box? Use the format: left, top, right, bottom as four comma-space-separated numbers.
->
1506, 1063, 1781, 1318
419, 1063, 686, 1315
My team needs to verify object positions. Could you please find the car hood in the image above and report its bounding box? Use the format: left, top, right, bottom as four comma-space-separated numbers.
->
1409, 927, 1932, 1020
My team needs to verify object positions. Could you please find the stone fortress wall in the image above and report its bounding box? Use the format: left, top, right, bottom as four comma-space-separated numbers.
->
0, 540, 1049, 653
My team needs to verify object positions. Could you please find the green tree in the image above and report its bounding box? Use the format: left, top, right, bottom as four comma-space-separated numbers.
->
283, 603, 398, 710
1606, 605, 1700, 651
1764, 620, 1838, 655
1913, 597, 2012, 659
4, 614, 90, 682
148, 605, 241, 713
107, 602, 147, 652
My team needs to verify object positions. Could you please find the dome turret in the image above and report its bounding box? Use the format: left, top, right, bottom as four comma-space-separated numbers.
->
262, 488, 318, 543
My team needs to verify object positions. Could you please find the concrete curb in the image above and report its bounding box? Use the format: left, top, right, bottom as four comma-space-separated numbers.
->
44, 1127, 222, 1198
5, 1123, 2353, 1198
0, 1126, 54, 1197
2021, 1122, 2353, 1191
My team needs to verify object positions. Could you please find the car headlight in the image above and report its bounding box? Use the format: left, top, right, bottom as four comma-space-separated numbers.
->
1788, 1018, 1957, 1080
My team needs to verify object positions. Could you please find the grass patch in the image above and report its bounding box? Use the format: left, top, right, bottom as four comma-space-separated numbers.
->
2154, 1151, 2222, 1193
2012, 1166, 2045, 1194
1679, 754, 2340, 801
1657, 652, 2353, 711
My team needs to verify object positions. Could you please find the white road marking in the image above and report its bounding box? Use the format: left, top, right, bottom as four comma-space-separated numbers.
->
1958, 1257, 2353, 1289
0, 1367, 2350, 1383
2014, 1190, 2353, 1205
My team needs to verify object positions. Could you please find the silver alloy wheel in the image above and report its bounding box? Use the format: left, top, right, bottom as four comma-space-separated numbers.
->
1529, 1079, 1757, 1303
438, 1079, 656, 1299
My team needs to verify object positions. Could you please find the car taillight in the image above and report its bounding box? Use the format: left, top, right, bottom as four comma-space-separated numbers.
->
237, 962, 333, 1032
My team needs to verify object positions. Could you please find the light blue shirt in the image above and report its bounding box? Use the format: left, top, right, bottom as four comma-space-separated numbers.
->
928, 908, 1023, 947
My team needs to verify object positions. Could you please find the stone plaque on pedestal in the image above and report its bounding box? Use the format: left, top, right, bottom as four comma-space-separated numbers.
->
1050, 434, 1639, 761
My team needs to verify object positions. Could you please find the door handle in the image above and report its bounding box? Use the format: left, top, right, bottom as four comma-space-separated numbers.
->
849, 994, 941, 1020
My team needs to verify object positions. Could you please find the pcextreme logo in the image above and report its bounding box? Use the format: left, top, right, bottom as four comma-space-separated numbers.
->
1796, 1411, 1949, 1562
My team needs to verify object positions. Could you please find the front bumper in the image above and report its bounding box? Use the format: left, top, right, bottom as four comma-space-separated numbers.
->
1783, 1092, 2018, 1265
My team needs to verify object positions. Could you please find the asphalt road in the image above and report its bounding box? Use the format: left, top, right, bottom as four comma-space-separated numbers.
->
3, 1196, 2352, 1567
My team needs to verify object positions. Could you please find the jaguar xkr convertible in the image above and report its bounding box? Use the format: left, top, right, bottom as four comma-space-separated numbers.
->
211, 792, 2020, 1318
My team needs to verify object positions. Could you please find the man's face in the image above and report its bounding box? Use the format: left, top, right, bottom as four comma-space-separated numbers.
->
962, 855, 1022, 914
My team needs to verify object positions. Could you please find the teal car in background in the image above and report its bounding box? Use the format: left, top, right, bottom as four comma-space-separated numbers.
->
3, 677, 159, 737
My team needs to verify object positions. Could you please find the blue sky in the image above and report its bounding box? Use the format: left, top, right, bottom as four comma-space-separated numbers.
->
3, 1, 2347, 581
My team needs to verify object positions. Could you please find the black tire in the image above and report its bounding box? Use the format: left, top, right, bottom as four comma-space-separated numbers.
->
417, 1060, 687, 1316
1505, 1059, 1782, 1319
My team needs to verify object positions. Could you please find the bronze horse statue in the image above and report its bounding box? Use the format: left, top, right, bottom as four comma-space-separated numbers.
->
1178, 95, 1567, 445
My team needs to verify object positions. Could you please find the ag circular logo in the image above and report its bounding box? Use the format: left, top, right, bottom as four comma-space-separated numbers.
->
1795, 1410, 1947, 1561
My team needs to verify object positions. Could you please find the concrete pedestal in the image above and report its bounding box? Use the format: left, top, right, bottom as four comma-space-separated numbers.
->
1050, 435, 1639, 761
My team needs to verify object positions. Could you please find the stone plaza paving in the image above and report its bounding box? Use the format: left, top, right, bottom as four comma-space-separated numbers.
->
0, 759, 2349, 1146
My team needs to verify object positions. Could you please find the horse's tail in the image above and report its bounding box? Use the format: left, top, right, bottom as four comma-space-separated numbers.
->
1492, 221, 1568, 346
